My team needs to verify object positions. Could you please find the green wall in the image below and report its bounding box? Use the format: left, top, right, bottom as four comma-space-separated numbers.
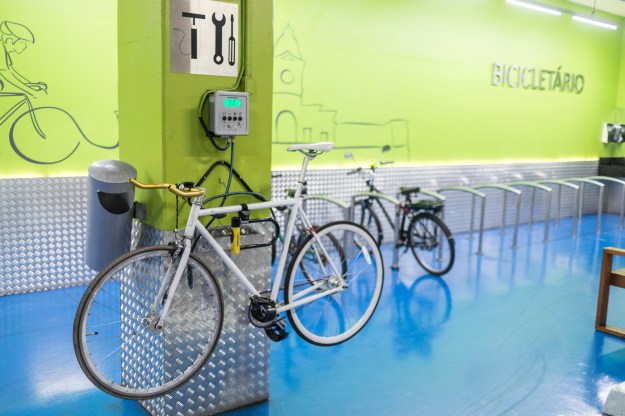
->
119, 0, 273, 229
4, 0, 625, 179
614, 29, 625, 136
272, 0, 625, 168
0, 0, 118, 177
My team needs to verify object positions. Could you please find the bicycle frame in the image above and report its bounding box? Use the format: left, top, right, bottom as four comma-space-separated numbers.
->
368, 196, 395, 229
349, 166, 451, 271
154, 153, 345, 329
352, 183, 398, 242
0, 92, 44, 137
354, 176, 443, 242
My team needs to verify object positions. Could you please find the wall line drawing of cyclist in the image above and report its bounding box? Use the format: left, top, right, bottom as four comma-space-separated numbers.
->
0, 20, 118, 165
0, 21, 47, 97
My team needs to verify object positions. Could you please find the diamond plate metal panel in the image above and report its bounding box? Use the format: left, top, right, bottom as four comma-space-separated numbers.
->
0, 177, 95, 296
127, 221, 270, 416
0, 161, 606, 298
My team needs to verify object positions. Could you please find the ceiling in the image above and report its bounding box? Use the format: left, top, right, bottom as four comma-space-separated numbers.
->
567, 0, 625, 17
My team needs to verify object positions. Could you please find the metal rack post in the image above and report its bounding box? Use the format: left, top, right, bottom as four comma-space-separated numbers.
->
437, 186, 486, 255
566, 178, 605, 233
508, 181, 553, 243
537, 179, 579, 237
473, 184, 523, 249
586, 176, 625, 229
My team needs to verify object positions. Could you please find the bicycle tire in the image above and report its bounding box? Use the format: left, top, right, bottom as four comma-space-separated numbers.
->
284, 221, 384, 346
73, 245, 224, 400
352, 201, 383, 245
408, 212, 455, 276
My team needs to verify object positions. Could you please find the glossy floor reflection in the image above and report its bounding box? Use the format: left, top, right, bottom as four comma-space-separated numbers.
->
3, 214, 625, 415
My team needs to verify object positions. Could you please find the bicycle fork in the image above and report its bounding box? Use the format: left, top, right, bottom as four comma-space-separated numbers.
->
146, 241, 192, 332
148, 198, 203, 332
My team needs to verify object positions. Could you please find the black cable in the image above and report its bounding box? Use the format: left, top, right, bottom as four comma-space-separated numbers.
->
209, 133, 231, 151
191, 140, 236, 253
196, 161, 256, 195
204, 190, 267, 205
219, 140, 235, 207
198, 103, 231, 151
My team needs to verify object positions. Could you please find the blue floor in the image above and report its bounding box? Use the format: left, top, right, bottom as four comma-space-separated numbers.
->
3, 214, 625, 415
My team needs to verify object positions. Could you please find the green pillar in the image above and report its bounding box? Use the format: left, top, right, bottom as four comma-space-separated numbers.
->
615, 30, 625, 122
118, 0, 273, 229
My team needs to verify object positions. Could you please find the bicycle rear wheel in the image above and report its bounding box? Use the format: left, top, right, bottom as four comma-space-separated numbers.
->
352, 201, 383, 245
285, 221, 384, 346
408, 212, 455, 276
73, 246, 223, 400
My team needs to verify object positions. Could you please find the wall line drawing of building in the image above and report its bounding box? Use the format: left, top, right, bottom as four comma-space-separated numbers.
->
272, 25, 410, 159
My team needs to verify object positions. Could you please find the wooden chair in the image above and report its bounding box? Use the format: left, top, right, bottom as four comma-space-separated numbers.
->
596, 247, 625, 338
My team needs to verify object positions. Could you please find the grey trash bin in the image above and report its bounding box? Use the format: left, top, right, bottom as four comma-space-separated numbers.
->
86, 160, 137, 272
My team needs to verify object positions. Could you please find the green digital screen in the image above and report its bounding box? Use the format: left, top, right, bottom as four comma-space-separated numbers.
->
223, 98, 242, 107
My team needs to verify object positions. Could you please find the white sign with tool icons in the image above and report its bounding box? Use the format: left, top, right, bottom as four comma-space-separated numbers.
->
170, 0, 239, 77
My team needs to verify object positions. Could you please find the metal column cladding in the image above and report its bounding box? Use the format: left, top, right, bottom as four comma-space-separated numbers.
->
128, 221, 270, 416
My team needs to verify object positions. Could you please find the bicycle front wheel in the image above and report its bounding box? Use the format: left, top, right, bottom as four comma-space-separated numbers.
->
285, 221, 384, 346
408, 212, 455, 276
73, 246, 224, 400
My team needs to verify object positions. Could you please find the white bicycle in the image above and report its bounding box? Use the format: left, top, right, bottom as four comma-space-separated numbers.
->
73, 142, 384, 400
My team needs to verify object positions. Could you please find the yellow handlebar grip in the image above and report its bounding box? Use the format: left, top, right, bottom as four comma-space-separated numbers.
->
129, 178, 205, 198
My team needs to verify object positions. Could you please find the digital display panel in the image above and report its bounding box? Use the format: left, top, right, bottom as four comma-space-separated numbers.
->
223, 98, 242, 107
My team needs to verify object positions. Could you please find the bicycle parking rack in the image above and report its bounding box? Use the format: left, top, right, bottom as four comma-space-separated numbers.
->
508, 181, 552, 243
473, 184, 522, 249
536, 179, 580, 237
437, 186, 486, 255
349, 192, 401, 217
349, 192, 402, 269
586, 176, 625, 229
418, 189, 446, 203
566, 178, 605, 233
303, 194, 350, 222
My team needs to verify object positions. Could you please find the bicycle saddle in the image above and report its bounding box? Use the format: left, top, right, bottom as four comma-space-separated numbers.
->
287, 142, 335, 153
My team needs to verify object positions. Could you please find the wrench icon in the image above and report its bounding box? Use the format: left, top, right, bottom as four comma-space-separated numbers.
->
212, 13, 226, 65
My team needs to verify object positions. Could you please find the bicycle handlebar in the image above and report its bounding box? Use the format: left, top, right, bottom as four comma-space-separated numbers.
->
347, 167, 362, 175
129, 178, 205, 198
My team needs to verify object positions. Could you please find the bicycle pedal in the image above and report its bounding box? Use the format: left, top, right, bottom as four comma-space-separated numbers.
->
264, 320, 289, 342
249, 295, 277, 324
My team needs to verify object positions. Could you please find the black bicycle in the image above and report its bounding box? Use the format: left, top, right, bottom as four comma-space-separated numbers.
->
348, 151, 455, 276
